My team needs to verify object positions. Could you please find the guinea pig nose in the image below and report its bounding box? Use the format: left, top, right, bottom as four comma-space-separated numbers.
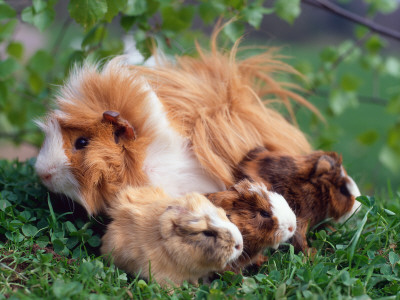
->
288, 226, 294, 232
40, 173, 52, 181
235, 243, 243, 251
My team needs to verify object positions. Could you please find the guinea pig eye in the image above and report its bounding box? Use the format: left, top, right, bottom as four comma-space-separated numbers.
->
260, 210, 271, 218
74, 137, 89, 150
202, 230, 216, 237
340, 184, 351, 197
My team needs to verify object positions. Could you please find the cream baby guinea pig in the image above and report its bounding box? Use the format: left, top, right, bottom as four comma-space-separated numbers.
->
101, 185, 243, 286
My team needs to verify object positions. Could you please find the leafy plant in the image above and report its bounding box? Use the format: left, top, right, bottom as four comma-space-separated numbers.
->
1, 159, 400, 298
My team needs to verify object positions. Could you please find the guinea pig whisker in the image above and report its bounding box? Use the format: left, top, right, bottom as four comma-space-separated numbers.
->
240, 249, 252, 264
91, 215, 106, 226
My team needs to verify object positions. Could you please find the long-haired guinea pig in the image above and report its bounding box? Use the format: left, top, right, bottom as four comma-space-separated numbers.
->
205, 179, 296, 271
100, 186, 243, 286
35, 30, 318, 216
235, 148, 361, 252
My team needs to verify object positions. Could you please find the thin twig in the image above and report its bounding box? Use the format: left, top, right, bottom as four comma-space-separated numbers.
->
0, 262, 28, 281
312, 89, 388, 106
302, 0, 400, 42
51, 18, 72, 57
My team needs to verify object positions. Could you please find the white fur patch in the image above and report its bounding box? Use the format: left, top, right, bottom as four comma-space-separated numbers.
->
142, 85, 226, 197
338, 171, 362, 224
200, 202, 243, 262
35, 116, 88, 212
249, 182, 296, 248
266, 186, 297, 248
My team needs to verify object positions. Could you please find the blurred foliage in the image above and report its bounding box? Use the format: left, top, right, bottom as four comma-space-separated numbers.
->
0, 0, 399, 189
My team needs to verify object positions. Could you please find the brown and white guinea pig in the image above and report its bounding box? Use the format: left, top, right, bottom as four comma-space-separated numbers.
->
35, 31, 318, 215
205, 179, 296, 271
100, 185, 243, 286
235, 148, 361, 252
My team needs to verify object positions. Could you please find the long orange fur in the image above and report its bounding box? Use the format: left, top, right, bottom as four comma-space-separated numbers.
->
136, 30, 318, 186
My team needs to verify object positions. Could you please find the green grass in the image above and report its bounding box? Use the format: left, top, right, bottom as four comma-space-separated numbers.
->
1, 159, 400, 299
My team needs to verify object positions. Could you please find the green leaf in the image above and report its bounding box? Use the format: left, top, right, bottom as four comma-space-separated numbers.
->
36, 236, 49, 248
22, 224, 38, 237
146, 0, 159, 16
386, 94, 400, 114
6, 42, 24, 60
82, 26, 107, 48
274, 0, 301, 24
134, 36, 154, 60
66, 236, 79, 249
366, 35, 385, 54
387, 123, 400, 151
0, 58, 20, 80
341, 270, 357, 286
125, 0, 147, 16
0, 3, 16, 20
340, 74, 361, 91
356, 195, 375, 208
0, 199, 11, 211
389, 252, 400, 265
380, 146, 400, 173
88, 235, 101, 247
366, 0, 399, 14
105, 0, 126, 22
384, 57, 400, 77
28, 50, 54, 74
0, 19, 18, 40
5, 231, 24, 243
21, 6, 34, 24
243, 6, 264, 29
52, 280, 83, 298
199, 2, 225, 25
21, 4, 55, 31
329, 90, 358, 115
320, 47, 338, 63
357, 130, 378, 146
380, 264, 392, 275
68, 0, 108, 28
33, 8, 55, 31
53, 238, 67, 253
275, 283, 286, 298
33, 0, 47, 13
120, 16, 137, 31
65, 221, 77, 233
242, 277, 257, 293
223, 22, 245, 43
161, 5, 194, 32
347, 206, 372, 265
28, 71, 44, 94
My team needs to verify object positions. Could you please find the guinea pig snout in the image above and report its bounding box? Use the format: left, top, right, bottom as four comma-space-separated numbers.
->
269, 191, 297, 243
36, 165, 57, 185
227, 226, 244, 262
235, 243, 243, 251
38, 171, 53, 182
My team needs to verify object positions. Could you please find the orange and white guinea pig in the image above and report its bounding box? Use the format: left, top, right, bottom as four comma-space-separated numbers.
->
35, 33, 318, 215
235, 148, 362, 252
100, 186, 243, 286
205, 179, 296, 271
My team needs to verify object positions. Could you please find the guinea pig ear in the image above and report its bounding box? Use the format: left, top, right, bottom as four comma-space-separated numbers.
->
160, 206, 188, 238
229, 179, 252, 193
314, 155, 335, 177
102, 111, 136, 143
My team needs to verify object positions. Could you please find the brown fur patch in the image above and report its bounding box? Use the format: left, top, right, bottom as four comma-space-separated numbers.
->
206, 180, 280, 270
237, 149, 356, 252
